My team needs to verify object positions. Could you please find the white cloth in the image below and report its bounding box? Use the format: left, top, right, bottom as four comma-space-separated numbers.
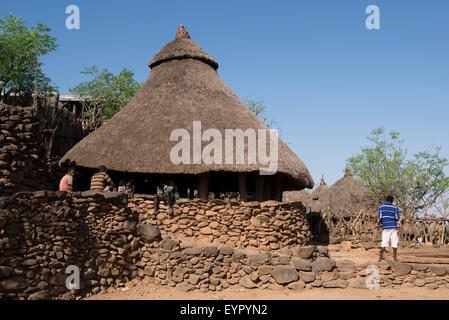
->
381, 229, 398, 248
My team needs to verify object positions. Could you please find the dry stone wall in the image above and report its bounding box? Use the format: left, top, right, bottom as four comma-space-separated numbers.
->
130, 196, 312, 250
132, 238, 449, 292
0, 191, 140, 300
0, 103, 47, 195
1, 191, 448, 300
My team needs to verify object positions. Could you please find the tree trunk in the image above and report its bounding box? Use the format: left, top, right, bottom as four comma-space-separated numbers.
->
33, 58, 39, 110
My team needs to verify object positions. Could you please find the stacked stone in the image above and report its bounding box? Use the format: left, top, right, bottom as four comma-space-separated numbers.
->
351, 262, 449, 290
133, 231, 449, 292
132, 235, 353, 291
0, 190, 140, 300
0, 103, 47, 195
131, 197, 312, 250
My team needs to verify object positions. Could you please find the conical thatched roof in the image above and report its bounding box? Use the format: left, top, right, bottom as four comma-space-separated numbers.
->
61, 27, 313, 190
282, 189, 312, 208
311, 175, 328, 200
317, 170, 376, 215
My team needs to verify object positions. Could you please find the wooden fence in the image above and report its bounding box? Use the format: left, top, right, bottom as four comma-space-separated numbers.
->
318, 209, 449, 245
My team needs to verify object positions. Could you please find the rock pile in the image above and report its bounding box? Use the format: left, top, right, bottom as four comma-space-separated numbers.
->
130, 197, 312, 250
0, 191, 140, 300
133, 238, 449, 292
1, 191, 448, 300
133, 239, 340, 292
0, 103, 47, 195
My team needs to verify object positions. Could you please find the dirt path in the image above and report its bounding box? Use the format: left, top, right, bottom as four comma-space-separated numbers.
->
87, 282, 449, 300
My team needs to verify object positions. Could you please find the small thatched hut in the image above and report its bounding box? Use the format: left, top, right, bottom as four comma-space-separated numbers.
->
282, 190, 312, 209
311, 175, 328, 200
317, 170, 377, 216
61, 26, 313, 201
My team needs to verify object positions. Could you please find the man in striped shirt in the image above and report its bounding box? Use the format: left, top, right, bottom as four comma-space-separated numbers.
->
378, 195, 400, 262
90, 165, 115, 191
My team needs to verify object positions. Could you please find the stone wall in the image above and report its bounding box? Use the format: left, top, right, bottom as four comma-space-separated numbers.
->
130, 196, 312, 250
0, 103, 47, 195
132, 237, 449, 292
0, 191, 140, 300
1, 191, 448, 300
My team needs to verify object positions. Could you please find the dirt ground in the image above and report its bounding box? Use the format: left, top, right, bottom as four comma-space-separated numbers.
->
88, 282, 449, 300
87, 244, 449, 300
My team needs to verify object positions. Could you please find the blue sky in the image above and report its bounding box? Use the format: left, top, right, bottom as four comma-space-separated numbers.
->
2, 0, 448, 189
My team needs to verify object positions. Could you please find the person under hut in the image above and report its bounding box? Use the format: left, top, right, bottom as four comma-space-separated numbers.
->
59, 167, 75, 192
153, 177, 179, 216
90, 165, 115, 192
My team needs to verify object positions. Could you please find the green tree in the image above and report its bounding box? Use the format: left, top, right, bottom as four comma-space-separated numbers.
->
346, 128, 449, 217
70, 66, 143, 130
0, 13, 58, 103
243, 97, 277, 129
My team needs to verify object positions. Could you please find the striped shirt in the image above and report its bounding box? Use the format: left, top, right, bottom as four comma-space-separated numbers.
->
90, 172, 113, 191
378, 202, 400, 230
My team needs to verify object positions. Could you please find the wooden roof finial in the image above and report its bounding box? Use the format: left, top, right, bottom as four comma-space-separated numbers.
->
320, 175, 326, 186
176, 25, 191, 40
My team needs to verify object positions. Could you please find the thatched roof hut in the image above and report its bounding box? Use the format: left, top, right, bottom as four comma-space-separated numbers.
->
311, 175, 328, 200
317, 170, 377, 216
61, 26, 313, 201
282, 190, 312, 208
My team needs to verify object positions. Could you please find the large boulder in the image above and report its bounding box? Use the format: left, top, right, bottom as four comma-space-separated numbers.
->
429, 266, 447, 276
292, 246, 315, 259
291, 257, 312, 271
239, 277, 258, 289
28, 290, 49, 300
137, 224, 161, 242
312, 257, 336, 272
323, 279, 349, 288
299, 271, 316, 283
271, 266, 298, 285
391, 262, 412, 276
247, 252, 271, 266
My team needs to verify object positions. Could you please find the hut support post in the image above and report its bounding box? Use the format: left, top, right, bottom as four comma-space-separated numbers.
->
198, 172, 210, 201
238, 173, 247, 202
272, 174, 284, 202
263, 176, 272, 201
179, 185, 188, 199
255, 175, 265, 202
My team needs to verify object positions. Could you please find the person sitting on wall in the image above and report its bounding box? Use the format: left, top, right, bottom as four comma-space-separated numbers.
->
153, 177, 178, 216
59, 167, 75, 192
125, 179, 135, 199
118, 178, 126, 193
90, 165, 115, 192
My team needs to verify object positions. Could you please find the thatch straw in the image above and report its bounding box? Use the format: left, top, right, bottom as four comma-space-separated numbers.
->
316, 171, 377, 215
282, 190, 312, 208
61, 27, 313, 190
311, 175, 328, 200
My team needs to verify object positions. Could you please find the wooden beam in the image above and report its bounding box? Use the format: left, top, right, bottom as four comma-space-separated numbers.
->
198, 172, 210, 201
263, 175, 272, 201
255, 175, 265, 202
272, 174, 284, 202
238, 173, 247, 202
